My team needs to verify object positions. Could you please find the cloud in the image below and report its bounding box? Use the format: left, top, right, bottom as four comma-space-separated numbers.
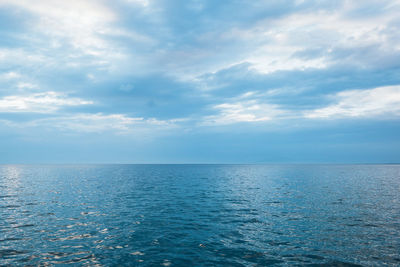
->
0, 92, 92, 113
38, 113, 142, 133
123, 0, 150, 7
203, 99, 285, 125
305, 85, 400, 119
182, 0, 400, 80
0, 0, 116, 56
0, 48, 46, 68
16, 82, 38, 90
0, 71, 21, 80
0, 0, 155, 77
3, 113, 183, 135
0, 1, 400, 163
257, 2, 399, 72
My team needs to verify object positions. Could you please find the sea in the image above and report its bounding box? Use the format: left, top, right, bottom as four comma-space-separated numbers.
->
0, 164, 399, 266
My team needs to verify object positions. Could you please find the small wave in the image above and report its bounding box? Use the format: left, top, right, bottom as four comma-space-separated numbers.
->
0, 205, 20, 208
0, 195, 16, 198
0, 237, 24, 242
48, 233, 93, 242
56, 254, 95, 264
0, 249, 28, 257
303, 254, 325, 260
130, 251, 145, 256
12, 224, 35, 228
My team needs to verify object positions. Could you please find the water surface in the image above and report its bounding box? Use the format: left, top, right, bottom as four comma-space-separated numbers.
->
0, 164, 399, 266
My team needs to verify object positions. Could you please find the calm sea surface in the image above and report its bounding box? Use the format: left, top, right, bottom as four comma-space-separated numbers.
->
0, 164, 399, 266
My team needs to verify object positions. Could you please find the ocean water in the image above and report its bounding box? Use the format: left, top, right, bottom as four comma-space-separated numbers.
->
0, 164, 399, 266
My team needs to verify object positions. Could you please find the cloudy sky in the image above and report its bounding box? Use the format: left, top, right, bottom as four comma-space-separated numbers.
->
1, 0, 400, 163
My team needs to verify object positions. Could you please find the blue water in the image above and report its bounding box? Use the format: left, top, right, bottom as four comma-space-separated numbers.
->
0, 164, 399, 266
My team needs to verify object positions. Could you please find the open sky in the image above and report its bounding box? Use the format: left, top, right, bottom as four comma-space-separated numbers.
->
0, 0, 400, 163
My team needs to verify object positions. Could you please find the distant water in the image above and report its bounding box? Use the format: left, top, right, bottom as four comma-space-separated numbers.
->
0, 164, 399, 266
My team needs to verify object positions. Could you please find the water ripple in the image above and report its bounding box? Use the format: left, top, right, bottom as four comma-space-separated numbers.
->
0, 164, 399, 266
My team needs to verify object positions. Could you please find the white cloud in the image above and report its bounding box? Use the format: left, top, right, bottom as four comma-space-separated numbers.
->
0, 92, 92, 113
124, 0, 150, 7
305, 85, 400, 119
245, 9, 394, 73
203, 84, 400, 124
17, 82, 38, 90
0, 48, 46, 66
0, 0, 158, 77
0, 0, 115, 55
19, 113, 182, 134
203, 100, 285, 125
247, 47, 328, 74
192, 1, 400, 77
43, 113, 143, 133
0, 71, 21, 80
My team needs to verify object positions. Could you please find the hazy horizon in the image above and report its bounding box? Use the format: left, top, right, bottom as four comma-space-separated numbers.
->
1, 162, 399, 165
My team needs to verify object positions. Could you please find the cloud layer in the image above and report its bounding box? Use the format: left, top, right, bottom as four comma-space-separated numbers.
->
306, 86, 400, 119
0, 0, 399, 162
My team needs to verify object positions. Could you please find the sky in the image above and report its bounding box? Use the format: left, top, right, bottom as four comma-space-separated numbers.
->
0, 0, 400, 163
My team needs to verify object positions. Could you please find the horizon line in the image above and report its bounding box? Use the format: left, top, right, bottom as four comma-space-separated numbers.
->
1, 162, 399, 165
